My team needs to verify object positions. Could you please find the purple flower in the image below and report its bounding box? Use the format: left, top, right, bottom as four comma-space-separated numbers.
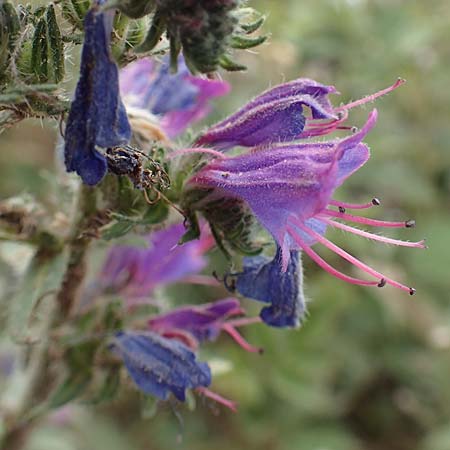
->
98, 222, 212, 302
148, 298, 262, 353
120, 56, 229, 137
188, 110, 425, 294
64, 2, 131, 185
111, 331, 211, 401
195, 78, 405, 150
233, 247, 306, 328
148, 298, 243, 342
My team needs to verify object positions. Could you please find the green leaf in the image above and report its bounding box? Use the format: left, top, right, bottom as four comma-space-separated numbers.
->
8, 250, 67, 342
48, 372, 92, 409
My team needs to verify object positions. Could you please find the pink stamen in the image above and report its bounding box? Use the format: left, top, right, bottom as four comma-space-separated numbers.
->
225, 316, 262, 328
286, 225, 381, 287
329, 198, 380, 211
167, 147, 225, 160
322, 217, 426, 248
335, 78, 406, 112
322, 209, 415, 229
179, 275, 222, 287
196, 387, 238, 413
291, 218, 415, 294
302, 110, 349, 138
221, 323, 263, 354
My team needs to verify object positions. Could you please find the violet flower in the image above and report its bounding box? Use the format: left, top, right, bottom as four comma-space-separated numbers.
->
148, 298, 262, 353
119, 56, 230, 138
111, 331, 211, 401
98, 222, 212, 302
233, 247, 306, 328
64, 2, 131, 185
195, 78, 404, 150
188, 110, 426, 294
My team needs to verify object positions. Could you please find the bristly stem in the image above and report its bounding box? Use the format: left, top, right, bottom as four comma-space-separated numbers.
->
56, 184, 98, 319
0, 184, 99, 450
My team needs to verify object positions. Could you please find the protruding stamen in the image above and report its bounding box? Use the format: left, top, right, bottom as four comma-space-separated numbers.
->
226, 316, 262, 328
196, 387, 238, 413
378, 278, 386, 288
335, 78, 406, 112
179, 275, 222, 287
322, 217, 426, 248
409, 288, 416, 296
167, 147, 226, 160
290, 218, 414, 294
286, 225, 381, 287
323, 209, 414, 228
330, 199, 380, 210
221, 323, 263, 354
405, 220, 416, 228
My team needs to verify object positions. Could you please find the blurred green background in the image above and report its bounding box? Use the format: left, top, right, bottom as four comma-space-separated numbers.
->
1, 1, 450, 449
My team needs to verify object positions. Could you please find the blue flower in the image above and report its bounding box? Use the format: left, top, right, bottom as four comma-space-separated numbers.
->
64, 3, 131, 185
234, 247, 306, 328
111, 331, 211, 401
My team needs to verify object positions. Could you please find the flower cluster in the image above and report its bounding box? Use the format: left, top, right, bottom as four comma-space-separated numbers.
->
186, 77, 425, 307
64, 4, 423, 411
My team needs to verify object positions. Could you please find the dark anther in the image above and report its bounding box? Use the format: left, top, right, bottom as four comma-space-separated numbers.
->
351, 126, 358, 133
338, 206, 346, 213
409, 288, 416, 296
377, 278, 386, 288
372, 198, 381, 206
405, 220, 416, 228
212, 270, 223, 282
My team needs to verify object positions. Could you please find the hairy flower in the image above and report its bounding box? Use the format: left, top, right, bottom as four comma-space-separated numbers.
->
64, 2, 131, 185
195, 78, 404, 150
111, 331, 211, 401
98, 222, 212, 302
232, 247, 306, 328
120, 56, 229, 138
188, 110, 425, 294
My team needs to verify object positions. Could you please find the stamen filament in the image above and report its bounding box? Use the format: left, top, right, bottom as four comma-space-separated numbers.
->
196, 387, 238, 412
179, 275, 222, 287
323, 209, 414, 228
329, 198, 380, 210
322, 218, 426, 248
221, 323, 263, 354
291, 219, 414, 294
335, 78, 406, 112
286, 225, 381, 287
226, 316, 262, 328
167, 147, 226, 160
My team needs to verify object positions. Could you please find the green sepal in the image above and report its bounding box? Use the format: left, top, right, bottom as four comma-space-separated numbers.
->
46, 4, 65, 83
31, 16, 48, 82
230, 34, 268, 50
240, 15, 265, 34
179, 210, 200, 244
219, 54, 247, 72
101, 221, 134, 240
136, 10, 166, 53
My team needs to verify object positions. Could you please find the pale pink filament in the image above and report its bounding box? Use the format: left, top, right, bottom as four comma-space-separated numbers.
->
196, 387, 238, 413
335, 78, 406, 112
322, 209, 414, 228
289, 217, 414, 294
286, 225, 381, 287
167, 147, 225, 160
321, 217, 426, 249
329, 198, 380, 211
221, 323, 263, 354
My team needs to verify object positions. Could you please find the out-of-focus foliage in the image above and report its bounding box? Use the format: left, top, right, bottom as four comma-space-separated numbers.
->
1, 1, 449, 450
